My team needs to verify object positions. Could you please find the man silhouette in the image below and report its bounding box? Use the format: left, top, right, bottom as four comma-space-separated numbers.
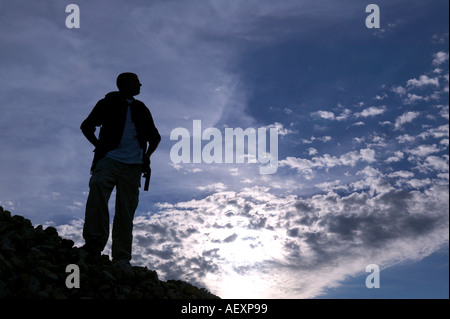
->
80, 72, 161, 262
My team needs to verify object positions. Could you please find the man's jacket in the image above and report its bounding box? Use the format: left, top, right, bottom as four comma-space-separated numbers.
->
81, 91, 161, 172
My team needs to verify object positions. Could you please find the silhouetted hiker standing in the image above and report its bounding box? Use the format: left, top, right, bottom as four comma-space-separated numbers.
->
80, 72, 161, 262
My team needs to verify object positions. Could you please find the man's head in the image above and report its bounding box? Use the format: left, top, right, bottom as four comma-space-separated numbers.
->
116, 72, 142, 97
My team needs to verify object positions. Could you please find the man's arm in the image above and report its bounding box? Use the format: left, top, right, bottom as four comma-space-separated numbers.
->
144, 109, 161, 159
80, 124, 99, 147
145, 136, 161, 159
142, 128, 160, 191
142, 108, 161, 191
80, 99, 105, 147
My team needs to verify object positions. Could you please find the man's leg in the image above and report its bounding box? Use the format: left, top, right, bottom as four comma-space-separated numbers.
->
111, 163, 141, 261
82, 157, 119, 254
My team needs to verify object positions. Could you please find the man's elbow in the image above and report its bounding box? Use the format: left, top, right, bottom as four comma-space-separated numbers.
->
80, 120, 94, 134
80, 120, 89, 132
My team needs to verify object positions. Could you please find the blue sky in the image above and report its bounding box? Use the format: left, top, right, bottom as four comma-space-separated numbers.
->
0, 0, 448, 298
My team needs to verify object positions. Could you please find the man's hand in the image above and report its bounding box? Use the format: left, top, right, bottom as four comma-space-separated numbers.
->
142, 156, 151, 191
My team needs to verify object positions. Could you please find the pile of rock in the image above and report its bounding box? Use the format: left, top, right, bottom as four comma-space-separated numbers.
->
0, 206, 219, 299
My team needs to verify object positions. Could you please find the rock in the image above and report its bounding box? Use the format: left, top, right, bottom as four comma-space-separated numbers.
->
112, 260, 135, 280
183, 283, 200, 296
0, 253, 12, 272
0, 206, 220, 299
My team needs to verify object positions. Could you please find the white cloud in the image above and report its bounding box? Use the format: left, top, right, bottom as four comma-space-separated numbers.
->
407, 178, 432, 188
280, 148, 376, 178
388, 170, 414, 179
432, 34, 447, 45
241, 178, 254, 184
351, 121, 365, 126
312, 109, 355, 121
261, 122, 296, 136
432, 51, 449, 66
394, 111, 420, 130
386, 151, 405, 163
155, 202, 174, 209
314, 180, 342, 191
440, 139, 449, 146
419, 124, 449, 140
356, 165, 381, 177
392, 85, 407, 95
313, 110, 335, 120
406, 144, 441, 157
56, 181, 449, 299
355, 106, 386, 118
353, 137, 366, 144
197, 183, 228, 192
336, 109, 352, 121
397, 134, 416, 143
301, 136, 332, 144
436, 105, 449, 120
356, 148, 376, 163
407, 75, 440, 88
279, 157, 315, 179
423, 155, 449, 172
403, 93, 429, 104
375, 93, 388, 100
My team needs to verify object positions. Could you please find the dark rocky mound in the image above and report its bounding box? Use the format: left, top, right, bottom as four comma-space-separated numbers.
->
0, 206, 220, 299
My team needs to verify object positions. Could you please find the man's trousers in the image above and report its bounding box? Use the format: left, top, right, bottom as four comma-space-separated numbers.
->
82, 157, 141, 261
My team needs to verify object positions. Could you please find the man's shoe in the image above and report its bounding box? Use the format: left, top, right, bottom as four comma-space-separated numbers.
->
80, 242, 102, 257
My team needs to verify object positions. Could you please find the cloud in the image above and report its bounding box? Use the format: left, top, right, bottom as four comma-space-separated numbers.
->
392, 85, 407, 95
261, 122, 296, 136
403, 93, 430, 104
432, 51, 449, 66
407, 75, 440, 88
432, 34, 448, 45
197, 183, 228, 192
375, 93, 388, 100
436, 105, 449, 120
394, 111, 420, 130
407, 178, 432, 188
406, 144, 441, 158
386, 151, 405, 163
355, 106, 386, 118
336, 108, 352, 121
419, 124, 449, 140
301, 135, 332, 144
397, 134, 416, 143
56, 179, 449, 298
279, 148, 376, 179
391, 52, 448, 105
388, 170, 414, 179
313, 110, 335, 120
312, 107, 382, 121
422, 155, 449, 172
